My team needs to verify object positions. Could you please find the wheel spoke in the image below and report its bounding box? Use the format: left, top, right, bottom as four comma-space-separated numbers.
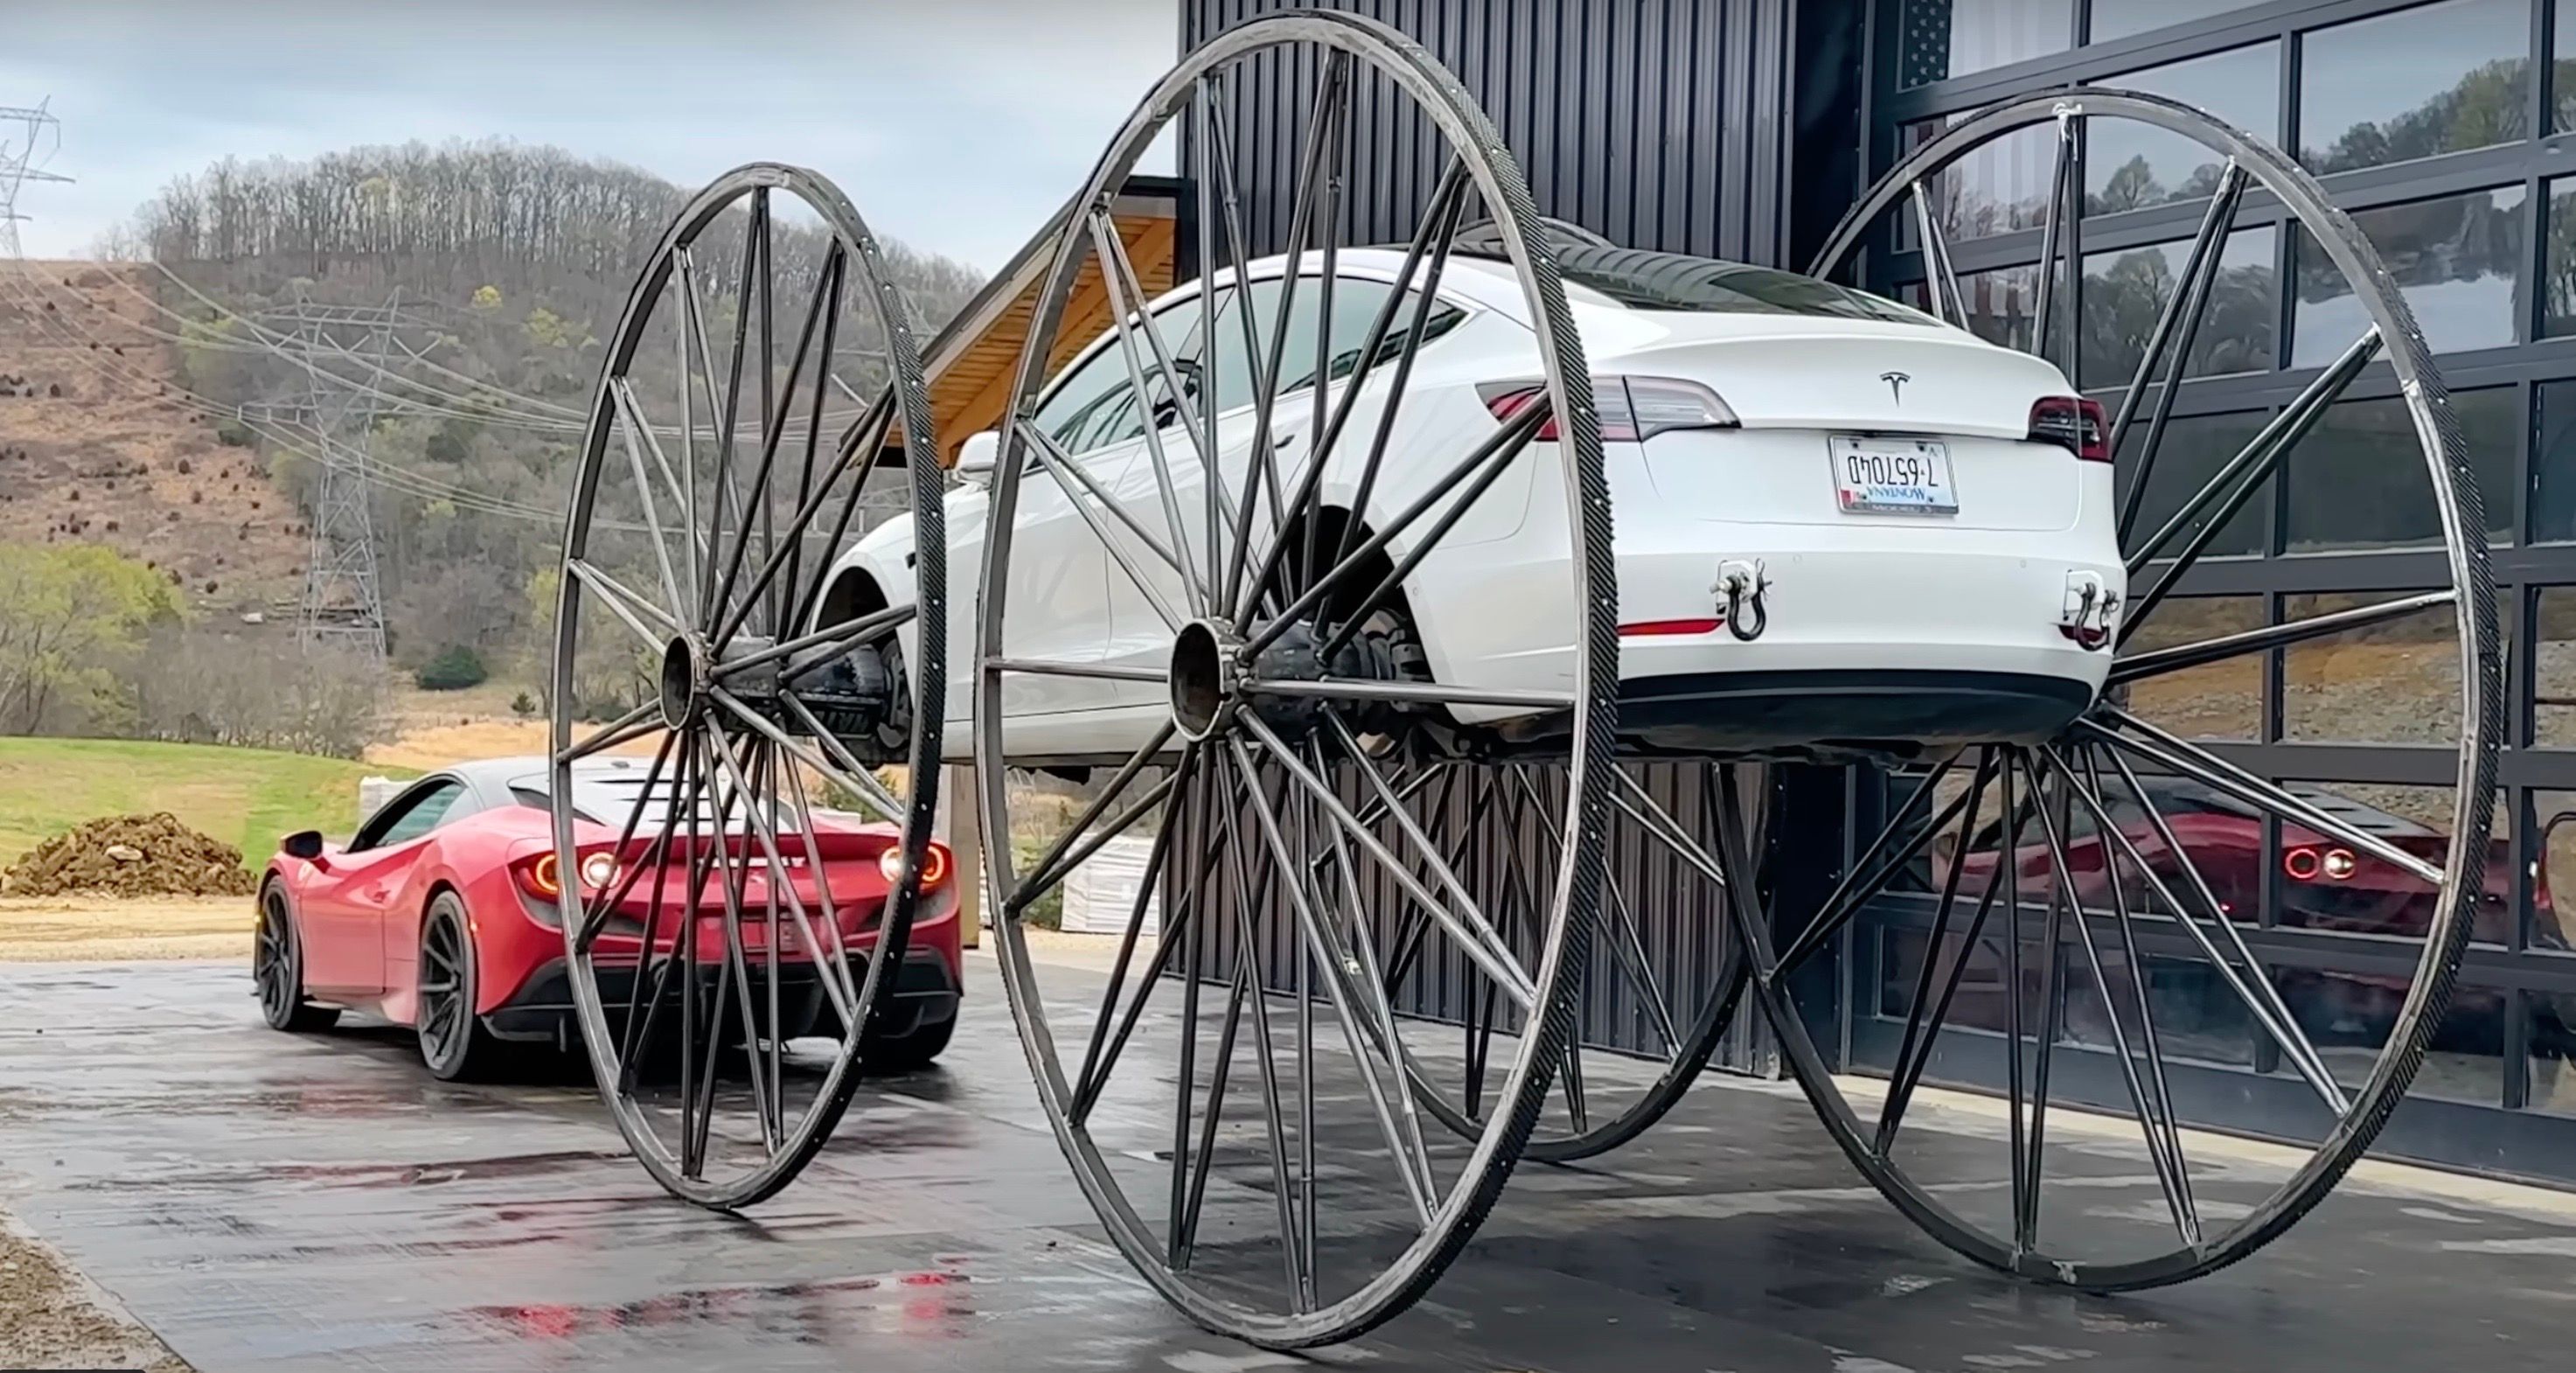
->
1220, 52, 1350, 622
1009, 721, 1180, 916
2079, 745, 2199, 1241
568, 558, 683, 649
1775, 750, 1972, 975
2032, 748, 2201, 1244
2122, 327, 2379, 620
1208, 749, 1313, 1308
1068, 751, 1195, 1114
571, 726, 681, 952
1321, 407, 1553, 663
560, 700, 664, 765
1022, 422, 1192, 582
705, 716, 859, 1029
2113, 162, 2248, 541
985, 656, 1169, 685
2110, 589, 2454, 686
1088, 213, 1209, 616
705, 686, 899, 826
2084, 709, 2446, 885
1245, 676, 1575, 713
2031, 115, 2073, 366
1242, 712, 1536, 1009
713, 602, 916, 682
1909, 179, 1967, 329
1014, 421, 1188, 633
2084, 742, 2353, 1114
712, 242, 846, 647
1232, 736, 1437, 1226
609, 377, 693, 620
1875, 748, 1999, 1154
1241, 398, 1546, 658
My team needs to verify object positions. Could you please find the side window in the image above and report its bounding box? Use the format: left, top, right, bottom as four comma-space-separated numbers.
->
1208, 275, 1466, 413
1033, 296, 1211, 456
351, 779, 471, 852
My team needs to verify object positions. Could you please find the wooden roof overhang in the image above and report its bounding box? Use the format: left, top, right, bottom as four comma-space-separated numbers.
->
895, 175, 1188, 465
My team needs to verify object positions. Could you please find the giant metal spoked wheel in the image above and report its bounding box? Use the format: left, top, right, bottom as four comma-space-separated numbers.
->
552, 164, 945, 1209
975, 10, 1612, 1348
1698, 89, 2502, 1289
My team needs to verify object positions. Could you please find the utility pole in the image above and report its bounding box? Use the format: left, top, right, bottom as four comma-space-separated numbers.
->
256, 291, 413, 661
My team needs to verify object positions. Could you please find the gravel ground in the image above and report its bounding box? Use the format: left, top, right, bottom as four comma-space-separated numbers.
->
2, 1172, 189, 1371
0, 896, 250, 962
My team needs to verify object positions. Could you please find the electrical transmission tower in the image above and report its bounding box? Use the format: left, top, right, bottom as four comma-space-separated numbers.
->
0, 99, 71, 255
253, 292, 421, 660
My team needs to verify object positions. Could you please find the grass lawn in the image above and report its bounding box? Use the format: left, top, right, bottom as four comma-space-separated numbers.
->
0, 737, 416, 871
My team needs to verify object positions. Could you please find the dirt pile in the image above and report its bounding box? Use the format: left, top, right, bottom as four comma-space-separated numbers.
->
3, 812, 259, 897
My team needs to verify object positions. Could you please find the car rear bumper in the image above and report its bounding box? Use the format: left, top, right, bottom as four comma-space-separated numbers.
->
484, 944, 962, 1045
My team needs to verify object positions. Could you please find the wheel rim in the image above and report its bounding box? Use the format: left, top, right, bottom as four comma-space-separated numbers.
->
255, 887, 296, 1024
973, 10, 1612, 1347
420, 910, 469, 1064
552, 163, 947, 1210
1709, 88, 2506, 1288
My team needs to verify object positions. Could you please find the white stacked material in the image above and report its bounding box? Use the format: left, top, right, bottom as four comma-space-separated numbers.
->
358, 776, 407, 822
1058, 833, 1163, 939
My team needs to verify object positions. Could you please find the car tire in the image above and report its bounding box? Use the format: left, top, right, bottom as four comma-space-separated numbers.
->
255, 880, 340, 1033
416, 893, 512, 1083
864, 1013, 954, 1074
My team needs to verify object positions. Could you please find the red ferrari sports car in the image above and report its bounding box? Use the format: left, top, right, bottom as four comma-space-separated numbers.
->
250, 755, 961, 1080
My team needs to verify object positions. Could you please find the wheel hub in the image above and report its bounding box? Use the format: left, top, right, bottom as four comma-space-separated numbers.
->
1169, 620, 1237, 742
658, 635, 705, 728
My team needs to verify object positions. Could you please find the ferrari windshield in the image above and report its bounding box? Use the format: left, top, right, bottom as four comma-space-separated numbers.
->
1544, 246, 1934, 324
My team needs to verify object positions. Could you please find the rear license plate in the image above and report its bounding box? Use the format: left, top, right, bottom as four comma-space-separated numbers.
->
1830, 435, 1957, 516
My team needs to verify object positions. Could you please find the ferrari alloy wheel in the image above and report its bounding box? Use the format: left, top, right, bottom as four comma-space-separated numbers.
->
254, 881, 338, 1034
552, 164, 946, 1209
1662, 90, 2503, 1290
975, 11, 1612, 1347
418, 896, 509, 1083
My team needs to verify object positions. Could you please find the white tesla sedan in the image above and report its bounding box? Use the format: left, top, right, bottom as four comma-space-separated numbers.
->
819, 243, 2124, 763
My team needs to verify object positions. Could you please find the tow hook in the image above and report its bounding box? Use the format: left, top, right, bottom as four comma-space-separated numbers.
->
1714, 559, 1770, 643
2060, 570, 2119, 651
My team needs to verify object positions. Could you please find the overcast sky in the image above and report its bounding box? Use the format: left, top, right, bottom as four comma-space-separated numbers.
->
0, 0, 1178, 271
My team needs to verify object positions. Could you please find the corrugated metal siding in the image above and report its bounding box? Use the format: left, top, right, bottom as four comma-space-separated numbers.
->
1180, 0, 1799, 266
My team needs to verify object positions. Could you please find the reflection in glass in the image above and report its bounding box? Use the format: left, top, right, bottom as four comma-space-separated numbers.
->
2283, 389, 2514, 551
2122, 596, 2263, 740
2280, 596, 2466, 747
2528, 789, 2576, 952
2294, 188, 2525, 366
2538, 178, 2576, 338
2085, 44, 2280, 215
2081, 227, 2277, 387
2559, 0, 2576, 133
2297, 0, 2531, 176
1953, 261, 2068, 352
1896, 0, 2074, 89
2534, 382, 2576, 540
2531, 589, 2576, 745
1904, 117, 2058, 242
2115, 411, 2272, 558
2090, 0, 2265, 44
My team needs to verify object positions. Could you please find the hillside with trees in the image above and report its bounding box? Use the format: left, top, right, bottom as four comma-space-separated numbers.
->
131, 141, 982, 682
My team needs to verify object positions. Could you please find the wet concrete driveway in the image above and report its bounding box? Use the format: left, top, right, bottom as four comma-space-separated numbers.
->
4, 956, 2574, 1372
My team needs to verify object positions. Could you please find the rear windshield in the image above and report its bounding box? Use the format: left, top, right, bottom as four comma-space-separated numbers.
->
512, 775, 793, 829
1545, 247, 1934, 324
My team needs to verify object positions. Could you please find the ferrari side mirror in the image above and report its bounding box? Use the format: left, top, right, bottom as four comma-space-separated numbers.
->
282, 829, 326, 861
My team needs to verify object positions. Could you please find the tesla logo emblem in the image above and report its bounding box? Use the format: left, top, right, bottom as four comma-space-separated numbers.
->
1881, 371, 1911, 403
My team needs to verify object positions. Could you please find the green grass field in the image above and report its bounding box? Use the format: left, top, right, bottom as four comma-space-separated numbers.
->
0, 737, 417, 871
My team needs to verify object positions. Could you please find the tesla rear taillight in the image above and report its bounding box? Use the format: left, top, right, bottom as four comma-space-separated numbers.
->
879, 841, 951, 889
1478, 376, 1738, 443
2029, 395, 2110, 463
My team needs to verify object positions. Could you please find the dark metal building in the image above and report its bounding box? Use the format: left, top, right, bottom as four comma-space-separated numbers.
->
1181, 0, 2576, 1183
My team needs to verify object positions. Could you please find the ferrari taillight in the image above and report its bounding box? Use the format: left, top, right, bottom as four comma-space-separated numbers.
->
878, 841, 951, 890
517, 853, 562, 899
2029, 395, 2110, 463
